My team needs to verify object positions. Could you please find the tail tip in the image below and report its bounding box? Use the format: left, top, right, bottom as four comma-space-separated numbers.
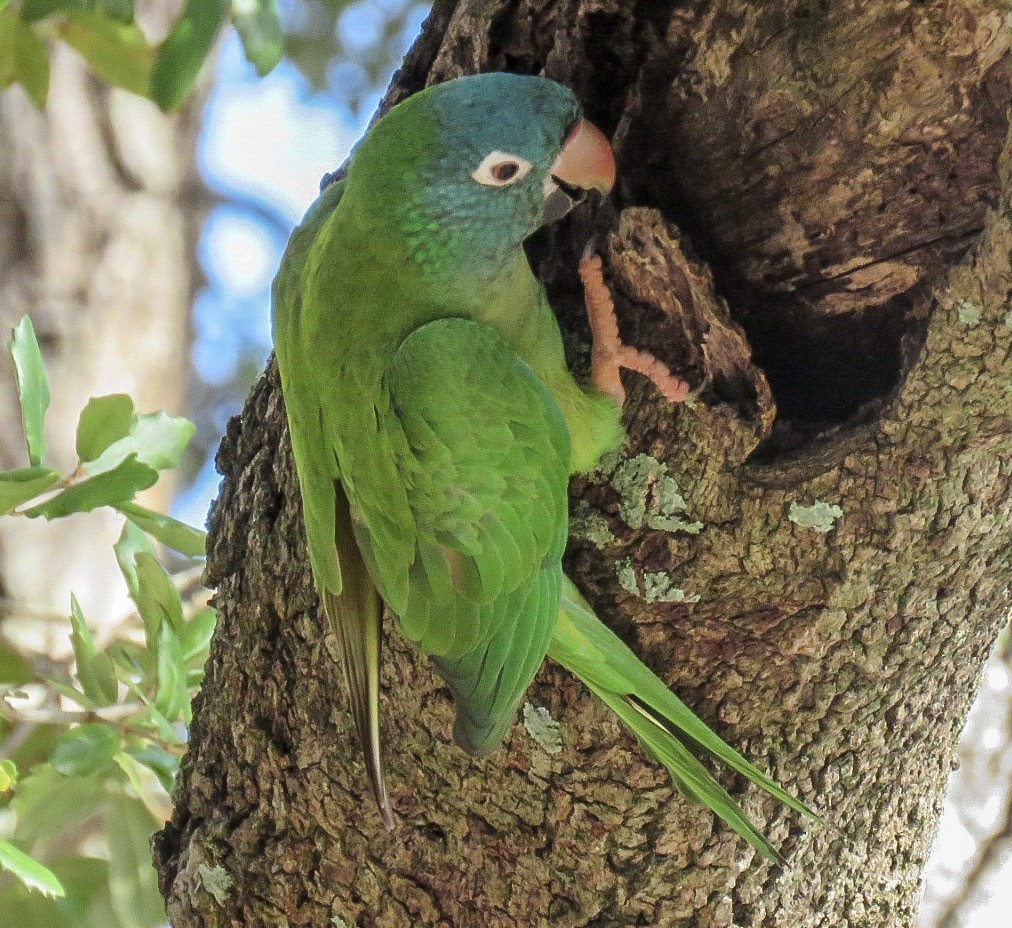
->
453, 715, 508, 757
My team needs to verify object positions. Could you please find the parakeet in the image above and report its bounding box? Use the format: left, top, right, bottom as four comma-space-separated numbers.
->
272, 72, 816, 859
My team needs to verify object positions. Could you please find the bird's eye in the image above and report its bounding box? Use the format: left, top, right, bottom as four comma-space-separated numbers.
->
492, 162, 519, 182
471, 151, 533, 187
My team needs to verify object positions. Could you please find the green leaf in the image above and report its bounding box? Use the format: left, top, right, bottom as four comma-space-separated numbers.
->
179, 606, 216, 662
75, 394, 134, 463
105, 640, 149, 681
133, 552, 185, 648
0, 855, 107, 928
0, 759, 17, 792
105, 796, 163, 927
23, 455, 158, 519
232, 0, 282, 76
124, 743, 177, 792
0, 839, 64, 898
44, 677, 96, 710
0, 467, 60, 515
114, 519, 154, 602
51, 724, 120, 777
0, 12, 49, 108
61, 10, 153, 96
11, 765, 106, 846
122, 678, 180, 744
21, 0, 91, 21
100, 0, 134, 23
0, 9, 15, 90
113, 752, 171, 820
69, 595, 119, 706
115, 501, 205, 557
85, 410, 195, 475
154, 622, 187, 722
150, 0, 228, 111
12, 18, 49, 107
7, 316, 50, 468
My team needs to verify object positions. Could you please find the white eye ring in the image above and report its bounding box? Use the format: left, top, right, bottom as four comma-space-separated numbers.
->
471, 151, 533, 187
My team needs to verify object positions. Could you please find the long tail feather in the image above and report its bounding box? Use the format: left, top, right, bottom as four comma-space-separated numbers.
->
549, 577, 822, 861
326, 484, 393, 829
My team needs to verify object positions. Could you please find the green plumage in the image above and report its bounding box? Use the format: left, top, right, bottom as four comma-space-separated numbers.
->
273, 73, 818, 857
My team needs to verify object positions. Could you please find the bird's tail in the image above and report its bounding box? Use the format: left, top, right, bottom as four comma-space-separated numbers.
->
548, 577, 821, 862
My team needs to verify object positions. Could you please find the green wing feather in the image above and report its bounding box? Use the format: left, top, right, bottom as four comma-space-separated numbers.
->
350, 317, 571, 754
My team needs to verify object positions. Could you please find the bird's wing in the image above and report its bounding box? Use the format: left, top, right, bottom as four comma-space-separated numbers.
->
347, 316, 572, 754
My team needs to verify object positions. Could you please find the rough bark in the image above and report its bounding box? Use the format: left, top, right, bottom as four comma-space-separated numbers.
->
0, 25, 204, 637
156, 2, 1012, 926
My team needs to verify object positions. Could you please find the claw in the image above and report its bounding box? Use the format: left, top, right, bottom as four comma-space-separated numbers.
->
579, 248, 690, 406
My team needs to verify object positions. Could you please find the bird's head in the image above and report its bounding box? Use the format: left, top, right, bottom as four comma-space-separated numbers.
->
343, 73, 615, 275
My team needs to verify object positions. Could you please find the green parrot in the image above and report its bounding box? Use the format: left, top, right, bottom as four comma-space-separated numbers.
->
272, 72, 816, 859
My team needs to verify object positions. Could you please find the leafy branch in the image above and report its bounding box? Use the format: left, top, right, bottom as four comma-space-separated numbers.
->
0, 315, 213, 918
0, 0, 282, 110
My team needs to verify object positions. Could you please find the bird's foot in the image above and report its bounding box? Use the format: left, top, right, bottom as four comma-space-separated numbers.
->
579, 248, 690, 406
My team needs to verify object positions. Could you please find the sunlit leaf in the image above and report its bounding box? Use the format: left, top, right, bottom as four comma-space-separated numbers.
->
75, 394, 134, 463
133, 552, 185, 649
44, 677, 96, 710
114, 519, 154, 602
125, 743, 177, 792
113, 752, 171, 821
179, 606, 216, 662
122, 678, 180, 745
68, 593, 97, 665
150, 0, 228, 111
85, 410, 195, 475
23, 455, 158, 519
0, 840, 64, 898
61, 10, 153, 97
69, 595, 119, 706
0, 467, 60, 515
232, 0, 282, 76
154, 622, 187, 722
7, 316, 50, 467
116, 501, 205, 557
50, 724, 120, 777
106, 796, 164, 926
0, 760, 17, 792
12, 18, 49, 108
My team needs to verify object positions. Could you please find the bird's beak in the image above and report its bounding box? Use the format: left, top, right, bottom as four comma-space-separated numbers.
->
551, 119, 616, 194
543, 119, 616, 222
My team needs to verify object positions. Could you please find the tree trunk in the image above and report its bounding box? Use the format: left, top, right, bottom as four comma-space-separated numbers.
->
155, 2, 1012, 926
0, 26, 203, 638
